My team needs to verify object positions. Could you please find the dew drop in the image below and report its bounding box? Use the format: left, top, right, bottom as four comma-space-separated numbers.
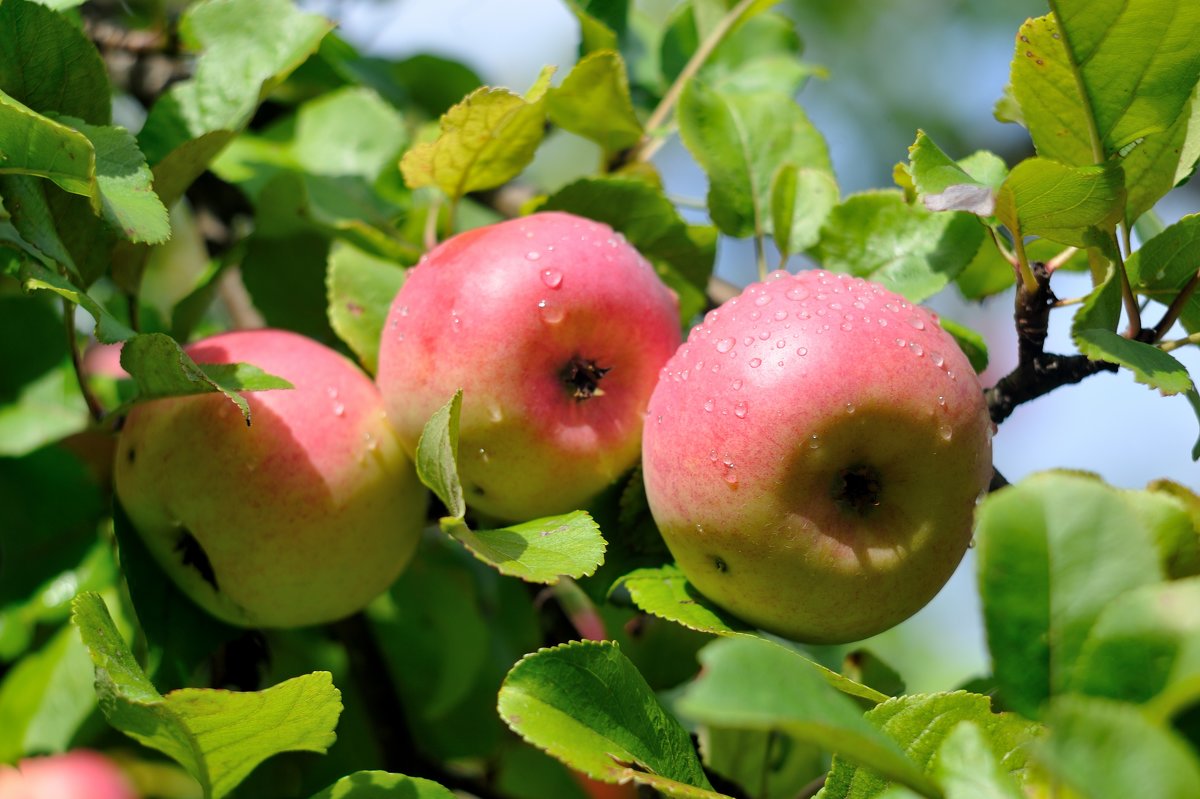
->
749, 310, 761, 321
541, 268, 563, 288
716, 337, 734, 353
326, 387, 339, 399
399, 305, 410, 317
703, 398, 715, 412
841, 322, 853, 331
333, 402, 345, 417
681, 369, 689, 381
909, 342, 924, 357
734, 401, 748, 418
808, 434, 820, 450
732, 378, 743, 390
723, 470, 739, 485
538, 299, 564, 324
968, 537, 977, 549
758, 330, 771, 340
709, 449, 719, 461
754, 293, 773, 306
786, 287, 809, 301
797, 347, 808, 356
931, 351, 945, 368
749, 358, 762, 368
895, 338, 907, 347
775, 339, 786, 349
773, 310, 788, 321
743, 336, 754, 347
526, 251, 541, 261
939, 423, 953, 441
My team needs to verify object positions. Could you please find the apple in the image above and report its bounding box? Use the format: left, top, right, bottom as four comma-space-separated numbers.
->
0, 750, 138, 799
376, 212, 681, 522
114, 329, 427, 628
642, 270, 993, 644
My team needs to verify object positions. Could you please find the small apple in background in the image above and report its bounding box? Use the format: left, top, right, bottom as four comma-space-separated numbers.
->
642, 269, 993, 644
376, 212, 681, 522
114, 329, 428, 628
0, 750, 138, 799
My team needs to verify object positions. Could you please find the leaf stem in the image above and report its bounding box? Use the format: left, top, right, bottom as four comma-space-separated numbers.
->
1159, 331, 1200, 353
552, 578, 608, 641
1044, 246, 1078, 273
632, 0, 761, 163
64, 299, 106, 422
423, 197, 442, 252
987, 225, 1019, 267
1011, 232, 1038, 293
754, 233, 767, 282
1111, 242, 1143, 337
1152, 269, 1200, 342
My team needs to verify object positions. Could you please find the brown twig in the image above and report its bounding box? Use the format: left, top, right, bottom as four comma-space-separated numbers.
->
984, 262, 1116, 425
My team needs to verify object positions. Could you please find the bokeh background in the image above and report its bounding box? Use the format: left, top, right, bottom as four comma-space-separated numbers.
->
302, 0, 1200, 690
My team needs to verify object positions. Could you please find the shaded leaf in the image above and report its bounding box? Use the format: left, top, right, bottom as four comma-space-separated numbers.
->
547, 51, 642, 155
415, 390, 466, 519
72, 592, 342, 799
1124, 84, 1200, 226
931, 722, 1025, 799
976, 472, 1164, 720
813, 190, 983, 303
994, 157, 1125, 249
770, 163, 839, 258
676, 637, 935, 796
326, 242, 406, 374
938, 317, 989, 373
309, 771, 457, 799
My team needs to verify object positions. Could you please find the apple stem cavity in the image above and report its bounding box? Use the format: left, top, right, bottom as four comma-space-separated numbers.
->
561, 356, 610, 401
833, 464, 883, 516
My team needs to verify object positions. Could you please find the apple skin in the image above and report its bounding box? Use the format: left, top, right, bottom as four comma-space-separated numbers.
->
114, 329, 428, 628
376, 212, 681, 522
642, 270, 993, 644
0, 750, 138, 799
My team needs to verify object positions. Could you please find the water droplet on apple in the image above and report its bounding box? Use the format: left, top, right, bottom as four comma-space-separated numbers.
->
680, 369, 689, 380
931, 351, 945, 368
939, 424, 953, 441
845, 403, 855, 414
732, 378, 743, 390
541, 268, 563, 288
723, 471, 738, 485
786, 286, 808, 301
703, 398, 715, 412
749, 310, 761, 321
716, 338, 734, 353
754, 293, 773, 306
909, 342, 924, 356
399, 305, 410, 317
711, 363, 720, 373
478, 448, 489, 463
326, 387, 339, 399
797, 347, 808, 356
767, 269, 789, 281
775, 339, 786, 348
734, 401, 748, 418
709, 449, 719, 461
773, 310, 788, 321
333, 402, 345, 417
526, 251, 541, 261
538, 299, 564, 324
758, 330, 771, 340
896, 338, 906, 347
808, 434, 820, 449
937, 395, 946, 406
841, 322, 852, 331
908, 316, 926, 330
749, 358, 762, 368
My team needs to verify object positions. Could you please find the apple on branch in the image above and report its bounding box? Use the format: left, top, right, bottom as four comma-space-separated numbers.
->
114, 329, 428, 628
642, 270, 993, 644
0, 750, 138, 799
377, 211, 682, 522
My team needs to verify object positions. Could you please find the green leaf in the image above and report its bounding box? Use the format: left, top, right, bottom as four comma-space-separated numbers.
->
1071, 577, 1200, 713
72, 592, 342, 799
0, 91, 96, 197
821, 692, 1040, 799
678, 79, 830, 239
441, 511, 606, 584
498, 640, 720, 798
994, 157, 1125, 249
292, 87, 408, 179
976, 472, 1165, 720
539, 176, 716, 291
1038, 696, 1200, 799
400, 67, 555, 199
931, 722, 1025, 799
547, 51, 642, 155
0, 622, 96, 761
1005, 14, 1092, 165
1136, 482, 1200, 579
613, 564, 888, 705
415, 390, 466, 519
19, 260, 135, 343
676, 637, 935, 797
119, 333, 293, 425
1074, 329, 1193, 395
938, 317, 989, 373
1124, 84, 1200, 226
565, 0, 620, 55
699, 727, 821, 799
326, 242, 406, 375
0, 0, 111, 126
65, 117, 170, 245
309, 771, 457, 799
813, 191, 984, 303
1053, 0, 1200, 158
1127, 213, 1200, 296
138, 0, 333, 181
907, 131, 998, 216
770, 164, 839, 258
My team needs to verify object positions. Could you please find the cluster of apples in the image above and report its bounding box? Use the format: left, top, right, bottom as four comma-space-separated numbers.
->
116, 211, 992, 642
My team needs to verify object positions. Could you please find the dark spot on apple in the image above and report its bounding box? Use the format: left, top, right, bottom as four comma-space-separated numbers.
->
126, 446, 136, 464
560, 355, 610, 401
175, 528, 219, 591
713, 556, 728, 573
834, 464, 883, 516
